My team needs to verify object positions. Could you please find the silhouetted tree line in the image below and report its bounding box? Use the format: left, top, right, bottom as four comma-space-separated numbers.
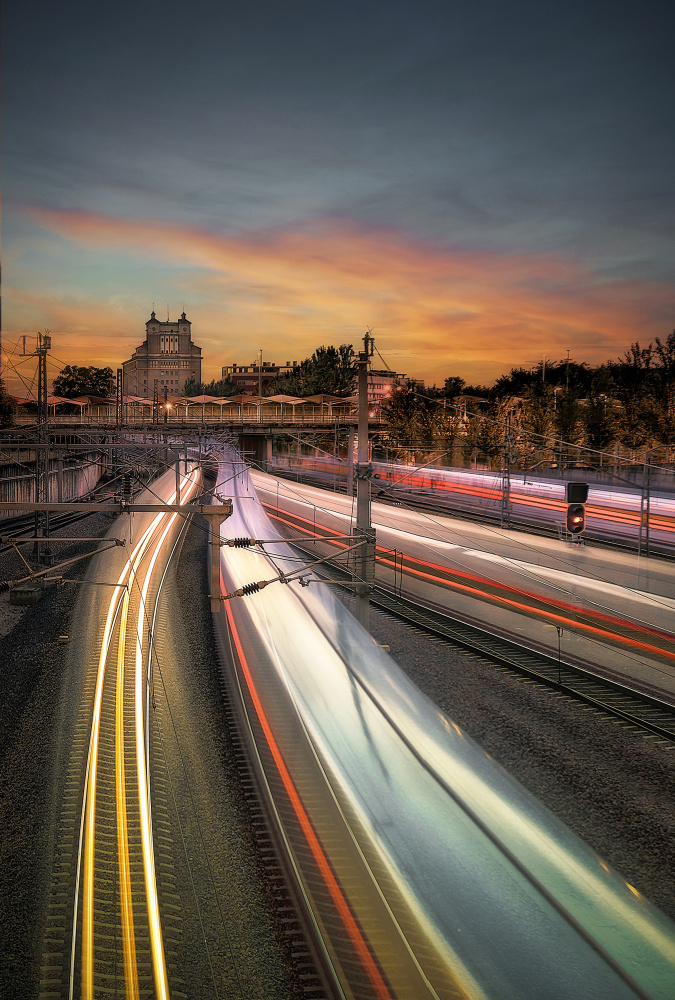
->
182, 345, 356, 399
52, 365, 115, 398
0, 377, 15, 427
381, 330, 675, 469
182, 377, 239, 397
265, 344, 356, 397
32, 329, 672, 469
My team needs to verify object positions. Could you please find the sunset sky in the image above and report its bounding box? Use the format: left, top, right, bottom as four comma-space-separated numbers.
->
3, 0, 674, 395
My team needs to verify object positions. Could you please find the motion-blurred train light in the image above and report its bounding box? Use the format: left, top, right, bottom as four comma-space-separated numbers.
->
565, 481, 589, 503
566, 503, 586, 534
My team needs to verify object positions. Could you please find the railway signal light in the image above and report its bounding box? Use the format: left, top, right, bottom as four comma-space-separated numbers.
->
566, 503, 585, 534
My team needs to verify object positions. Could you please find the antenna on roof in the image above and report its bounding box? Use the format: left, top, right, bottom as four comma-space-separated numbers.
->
166, 303, 170, 322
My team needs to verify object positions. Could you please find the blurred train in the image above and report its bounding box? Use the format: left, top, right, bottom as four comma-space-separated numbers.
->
215, 453, 675, 1000
268, 455, 675, 552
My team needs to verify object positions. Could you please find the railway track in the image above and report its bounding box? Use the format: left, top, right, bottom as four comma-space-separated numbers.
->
35, 468, 334, 1000
368, 585, 675, 746
38, 473, 200, 1000
284, 535, 675, 748
0, 485, 132, 558
0, 467, 161, 557
215, 456, 675, 1000
268, 467, 675, 561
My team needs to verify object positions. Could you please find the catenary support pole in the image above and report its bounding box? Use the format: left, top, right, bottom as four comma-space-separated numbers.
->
354, 333, 375, 632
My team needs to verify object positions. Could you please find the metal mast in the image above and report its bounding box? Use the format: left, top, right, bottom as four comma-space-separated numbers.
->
354, 332, 375, 631
36, 332, 52, 560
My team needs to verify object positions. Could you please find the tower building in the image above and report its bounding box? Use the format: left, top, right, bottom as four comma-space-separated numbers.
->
122, 310, 202, 396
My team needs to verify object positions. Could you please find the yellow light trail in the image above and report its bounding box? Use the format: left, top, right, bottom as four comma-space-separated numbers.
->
115, 586, 140, 1000
134, 467, 200, 1000
81, 506, 171, 1000
82, 465, 201, 999
81, 572, 126, 1000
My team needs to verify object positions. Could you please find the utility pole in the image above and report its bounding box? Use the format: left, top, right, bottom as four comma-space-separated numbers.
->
116, 368, 123, 429
346, 426, 355, 497
33, 332, 52, 561
354, 332, 375, 631
258, 348, 263, 399
501, 412, 511, 529
639, 451, 651, 559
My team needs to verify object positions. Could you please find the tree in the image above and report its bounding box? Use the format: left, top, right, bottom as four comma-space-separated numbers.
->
475, 400, 506, 469
182, 376, 202, 396
604, 343, 653, 455
583, 372, 616, 457
520, 380, 554, 441
381, 383, 424, 447
0, 378, 15, 427
267, 344, 355, 396
52, 365, 114, 398
380, 383, 440, 463
491, 366, 538, 399
462, 414, 481, 467
182, 377, 238, 397
516, 381, 556, 466
554, 389, 583, 447
435, 403, 461, 462
648, 330, 675, 460
442, 376, 465, 399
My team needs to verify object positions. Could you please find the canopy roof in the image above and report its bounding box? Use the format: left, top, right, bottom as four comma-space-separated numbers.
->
303, 393, 349, 404
221, 394, 265, 404
70, 394, 116, 404
180, 394, 223, 404
15, 395, 72, 406
263, 394, 307, 404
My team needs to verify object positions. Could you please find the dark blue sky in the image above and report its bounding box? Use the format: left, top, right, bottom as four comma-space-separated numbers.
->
4, 0, 674, 386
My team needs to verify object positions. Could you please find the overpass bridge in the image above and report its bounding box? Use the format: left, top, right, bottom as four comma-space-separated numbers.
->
4, 411, 386, 472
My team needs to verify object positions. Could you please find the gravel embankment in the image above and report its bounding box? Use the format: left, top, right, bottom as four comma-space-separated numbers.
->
0, 512, 305, 1000
160, 517, 307, 998
0, 513, 118, 999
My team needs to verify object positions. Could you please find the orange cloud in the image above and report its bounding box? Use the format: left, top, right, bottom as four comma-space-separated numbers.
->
5, 207, 674, 392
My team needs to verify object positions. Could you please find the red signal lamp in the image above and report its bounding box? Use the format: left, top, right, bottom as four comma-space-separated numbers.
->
566, 503, 586, 534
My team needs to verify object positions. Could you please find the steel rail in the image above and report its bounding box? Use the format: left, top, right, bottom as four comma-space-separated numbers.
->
81, 511, 164, 999
369, 586, 675, 743
76, 466, 200, 999
268, 466, 675, 561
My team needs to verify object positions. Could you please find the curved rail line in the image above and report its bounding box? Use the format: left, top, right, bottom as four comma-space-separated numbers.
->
60, 467, 200, 999
213, 454, 675, 1000
269, 460, 675, 558
259, 498, 675, 672
255, 495, 675, 738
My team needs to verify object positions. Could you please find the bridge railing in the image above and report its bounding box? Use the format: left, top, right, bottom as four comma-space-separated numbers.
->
12, 407, 363, 427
